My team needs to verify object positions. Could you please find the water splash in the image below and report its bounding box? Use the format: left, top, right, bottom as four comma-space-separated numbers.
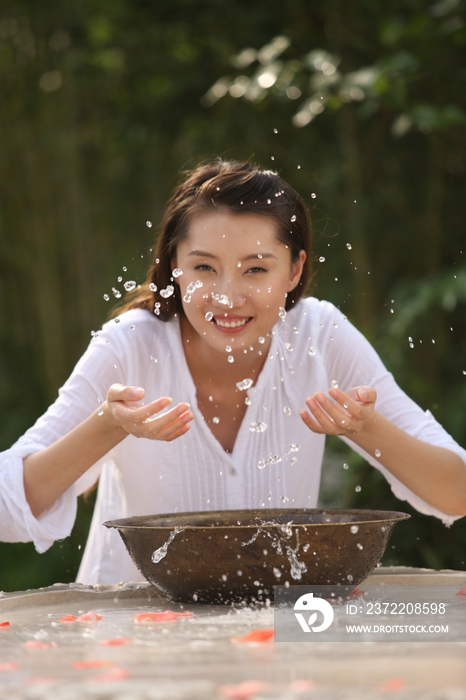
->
257, 455, 282, 469
211, 293, 233, 308
249, 422, 267, 433
183, 281, 203, 303
236, 378, 253, 391
172, 268, 183, 278
124, 280, 136, 291
160, 285, 175, 298
151, 527, 183, 563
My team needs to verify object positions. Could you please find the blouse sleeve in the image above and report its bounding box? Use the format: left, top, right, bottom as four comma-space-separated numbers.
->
318, 300, 466, 526
0, 317, 131, 553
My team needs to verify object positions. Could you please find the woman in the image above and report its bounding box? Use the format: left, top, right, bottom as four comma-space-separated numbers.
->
1, 159, 466, 584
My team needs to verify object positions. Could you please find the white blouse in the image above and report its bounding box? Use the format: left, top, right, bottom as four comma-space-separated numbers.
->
1, 298, 464, 584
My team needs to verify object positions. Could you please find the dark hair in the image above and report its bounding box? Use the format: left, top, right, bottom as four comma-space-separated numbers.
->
115, 159, 313, 320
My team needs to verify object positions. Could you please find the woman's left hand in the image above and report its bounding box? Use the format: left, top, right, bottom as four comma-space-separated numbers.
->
299, 385, 377, 437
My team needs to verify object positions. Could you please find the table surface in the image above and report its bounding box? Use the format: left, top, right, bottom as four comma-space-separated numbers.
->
1, 566, 466, 700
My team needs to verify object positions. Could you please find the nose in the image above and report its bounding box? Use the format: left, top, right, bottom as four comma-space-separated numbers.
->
210, 277, 247, 310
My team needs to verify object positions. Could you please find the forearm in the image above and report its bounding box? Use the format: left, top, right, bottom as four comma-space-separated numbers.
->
23, 405, 127, 518
350, 410, 466, 516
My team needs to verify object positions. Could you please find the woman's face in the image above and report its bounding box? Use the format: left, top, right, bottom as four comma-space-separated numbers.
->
174, 210, 305, 357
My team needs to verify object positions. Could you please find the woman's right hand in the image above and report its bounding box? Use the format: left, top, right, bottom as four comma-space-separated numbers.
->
104, 384, 194, 441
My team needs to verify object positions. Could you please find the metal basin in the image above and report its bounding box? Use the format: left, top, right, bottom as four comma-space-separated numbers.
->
104, 508, 410, 604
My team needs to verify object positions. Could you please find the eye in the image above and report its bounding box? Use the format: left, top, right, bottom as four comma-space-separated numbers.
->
194, 263, 214, 272
247, 266, 267, 274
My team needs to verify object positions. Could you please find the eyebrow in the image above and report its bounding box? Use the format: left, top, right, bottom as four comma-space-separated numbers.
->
187, 250, 277, 261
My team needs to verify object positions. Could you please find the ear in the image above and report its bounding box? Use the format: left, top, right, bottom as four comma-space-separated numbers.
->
287, 250, 306, 292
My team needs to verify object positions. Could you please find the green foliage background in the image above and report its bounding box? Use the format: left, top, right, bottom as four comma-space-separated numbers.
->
0, 0, 465, 591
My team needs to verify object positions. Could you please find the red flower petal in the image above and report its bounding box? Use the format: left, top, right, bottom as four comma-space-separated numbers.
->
0, 662, 19, 671
218, 680, 268, 699
77, 611, 103, 621
72, 659, 115, 670
24, 641, 58, 649
379, 677, 406, 692
231, 628, 274, 644
90, 666, 130, 683
98, 637, 134, 646
133, 610, 193, 623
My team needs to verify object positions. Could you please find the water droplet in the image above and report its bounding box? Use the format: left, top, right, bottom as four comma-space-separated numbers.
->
225, 345, 232, 352
355, 485, 361, 492
130, 325, 135, 330
212, 416, 220, 424
273, 128, 278, 134
208, 395, 214, 402
347, 574, 354, 582
124, 280, 136, 291
146, 220, 152, 228
117, 276, 123, 282
311, 193, 316, 199
357, 543, 364, 550
319, 256, 326, 263
103, 294, 110, 301
227, 355, 234, 363
97, 410, 104, 416
172, 268, 183, 278
343, 463, 349, 470
375, 449, 381, 458
205, 311, 214, 321
278, 307, 286, 319
245, 397, 252, 406
290, 215, 297, 222
151, 527, 182, 563
154, 302, 161, 315
236, 378, 253, 391
258, 336, 265, 344
343, 401, 349, 409
267, 199, 271, 204
346, 243, 352, 250
350, 525, 359, 534
112, 287, 121, 298
330, 379, 339, 388
309, 346, 316, 356
249, 421, 267, 433
160, 285, 174, 298
149, 283, 157, 292
283, 406, 291, 415
273, 567, 282, 578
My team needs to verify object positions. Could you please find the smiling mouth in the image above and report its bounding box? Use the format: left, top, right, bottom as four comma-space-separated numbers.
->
213, 316, 251, 329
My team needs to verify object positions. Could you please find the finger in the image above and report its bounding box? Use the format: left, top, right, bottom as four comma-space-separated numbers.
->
154, 411, 194, 440
304, 396, 340, 433
299, 408, 326, 434
108, 384, 145, 403
328, 388, 363, 419
141, 401, 190, 425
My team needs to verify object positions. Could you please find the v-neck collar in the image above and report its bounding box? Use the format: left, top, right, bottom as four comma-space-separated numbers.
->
172, 319, 280, 465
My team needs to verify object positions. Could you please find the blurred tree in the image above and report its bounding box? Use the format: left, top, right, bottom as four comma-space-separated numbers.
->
0, 0, 465, 590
